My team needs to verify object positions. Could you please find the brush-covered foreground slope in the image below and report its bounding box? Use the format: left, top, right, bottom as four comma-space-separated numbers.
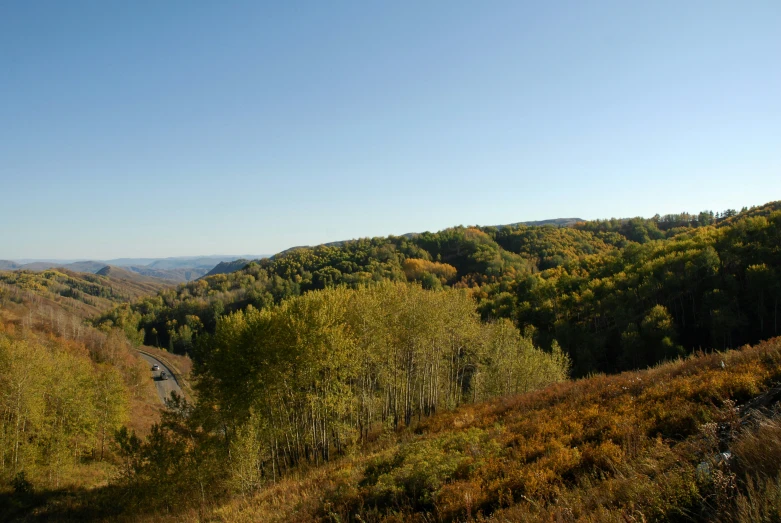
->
209, 337, 781, 523
99, 201, 781, 378
35, 337, 781, 522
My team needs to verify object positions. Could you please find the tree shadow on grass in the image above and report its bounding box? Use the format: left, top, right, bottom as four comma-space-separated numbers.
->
0, 483, 185, 523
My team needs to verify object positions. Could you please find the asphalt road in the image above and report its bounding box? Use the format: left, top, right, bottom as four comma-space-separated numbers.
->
138, 352, 183, 404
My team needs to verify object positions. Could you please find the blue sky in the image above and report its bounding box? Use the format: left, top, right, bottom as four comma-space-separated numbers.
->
1, 1, 779, 259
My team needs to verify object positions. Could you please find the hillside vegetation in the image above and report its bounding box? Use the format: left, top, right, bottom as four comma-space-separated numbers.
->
20, 336, 781, 522
200, 336, 781, 523
0, 267, 169, 319
197, 283, 569, 471
0, 281, 568, 521
6, 202, 781, 522
100, 202, 780, 377
0, 274, 163, 520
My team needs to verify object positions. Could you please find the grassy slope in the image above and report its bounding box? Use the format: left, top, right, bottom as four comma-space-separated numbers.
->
205, 337, 781, 523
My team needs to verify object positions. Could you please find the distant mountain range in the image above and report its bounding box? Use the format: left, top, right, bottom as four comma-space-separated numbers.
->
0, 255, 269, 283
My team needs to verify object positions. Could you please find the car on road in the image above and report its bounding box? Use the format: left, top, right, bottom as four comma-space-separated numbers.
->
152, 364, 159, 371
160, 371, 168, 380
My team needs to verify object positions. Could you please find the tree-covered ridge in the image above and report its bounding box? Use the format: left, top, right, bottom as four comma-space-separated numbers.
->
95, 232, 520, 353
98, 201, 781, 378
0, 267, 168, 317
488, 224, 623, 270
570, 205, 757, 244
92, 225, 610, 353
496, 207, 781, 375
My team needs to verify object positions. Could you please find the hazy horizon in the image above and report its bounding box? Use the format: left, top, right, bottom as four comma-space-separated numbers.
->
1, 202, 771, 260
2, 1, 779, 259
4, 254, 270, 264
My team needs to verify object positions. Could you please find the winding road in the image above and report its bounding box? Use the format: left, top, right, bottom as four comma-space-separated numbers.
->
137, 351, 183, 404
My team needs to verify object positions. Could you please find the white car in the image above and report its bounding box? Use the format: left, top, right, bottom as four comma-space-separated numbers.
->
151, 364, 160, 371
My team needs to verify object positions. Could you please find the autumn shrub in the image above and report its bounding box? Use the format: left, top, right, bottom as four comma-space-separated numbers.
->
362, 428, 498, 513
402, 258, 458, 284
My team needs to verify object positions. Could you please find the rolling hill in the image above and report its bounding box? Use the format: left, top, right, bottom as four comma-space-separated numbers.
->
95, 264, 174, 288
0, 266, 171, 318
97, 201, 781, 377
0, 260, 21, 270
0, 256, 267, 283
203, 258, 252, 277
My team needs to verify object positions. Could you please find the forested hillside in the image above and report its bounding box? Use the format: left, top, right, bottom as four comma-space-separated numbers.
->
5, 201, 781, 522
99, 202, 781, 377
22, 281, 570, 521
0, 267, 169, 319
0, 272, 163, 519
198, 283, 569, 463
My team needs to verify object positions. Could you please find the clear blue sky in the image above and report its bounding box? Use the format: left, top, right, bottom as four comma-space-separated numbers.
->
1, 1, 779, 259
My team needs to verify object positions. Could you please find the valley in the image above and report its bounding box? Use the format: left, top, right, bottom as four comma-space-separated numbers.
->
1, 202, 780, 521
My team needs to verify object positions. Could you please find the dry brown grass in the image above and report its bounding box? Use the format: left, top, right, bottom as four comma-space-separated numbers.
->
732, 473, 781, 523
733, 418, 781, 479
